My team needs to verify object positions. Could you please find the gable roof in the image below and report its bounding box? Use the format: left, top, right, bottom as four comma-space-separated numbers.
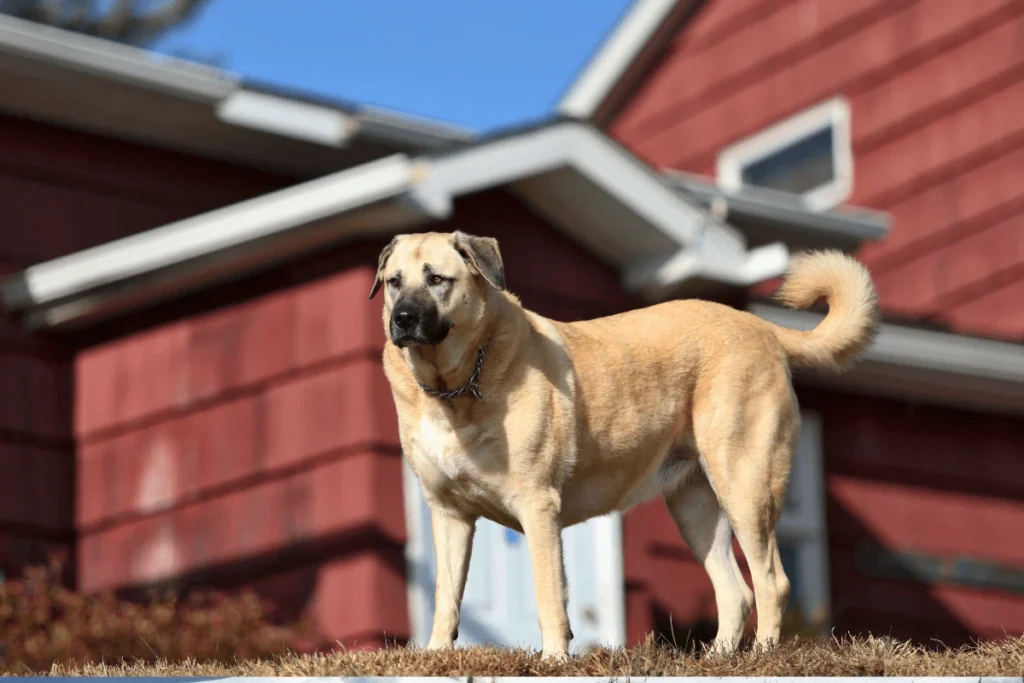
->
557, 0, 696, 124
1, 119, 790, 331
0, 14, 474, 177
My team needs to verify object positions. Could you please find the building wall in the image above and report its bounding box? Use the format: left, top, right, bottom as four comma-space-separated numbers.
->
608, 0, 1024, 645
0, 114, 291, 584
802, 389, 1024, 644
611, 0, 1024, 342
74, 243, 408, 649
72, 189, 638, 647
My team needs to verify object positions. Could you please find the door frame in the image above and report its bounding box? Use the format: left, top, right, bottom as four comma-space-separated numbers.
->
402, 459, 626, 648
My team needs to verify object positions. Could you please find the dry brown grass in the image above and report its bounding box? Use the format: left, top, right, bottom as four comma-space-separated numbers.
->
36, 634, 1024, 677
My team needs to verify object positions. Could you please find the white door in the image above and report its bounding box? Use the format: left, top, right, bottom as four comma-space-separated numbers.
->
775, 411, 831, 633
403, 461, 626, 652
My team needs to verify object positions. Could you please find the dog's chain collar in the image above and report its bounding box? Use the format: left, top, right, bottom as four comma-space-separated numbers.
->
419, 341, 488, 401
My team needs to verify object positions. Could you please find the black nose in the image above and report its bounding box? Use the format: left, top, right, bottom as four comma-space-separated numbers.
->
393, 308, 416, 330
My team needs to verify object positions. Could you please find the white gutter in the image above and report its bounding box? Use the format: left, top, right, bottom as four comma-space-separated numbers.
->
0, 12, 237, 99
216, 90, 359, 147
625, 240, 790, 298
0, 14, 474, 153
751, 303, 1024, 416
6, 154, 420, 312
557, 0, 684, 119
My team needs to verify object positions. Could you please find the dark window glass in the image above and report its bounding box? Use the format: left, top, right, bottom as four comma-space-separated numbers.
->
741, 126, 835, 194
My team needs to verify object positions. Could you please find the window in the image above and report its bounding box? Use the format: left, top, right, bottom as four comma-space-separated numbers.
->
717, 97, 852, 211
776, 411, 831, 633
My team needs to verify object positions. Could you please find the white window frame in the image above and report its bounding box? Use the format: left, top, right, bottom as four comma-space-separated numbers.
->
716, 96, 853, 212
775, 410, 831, 634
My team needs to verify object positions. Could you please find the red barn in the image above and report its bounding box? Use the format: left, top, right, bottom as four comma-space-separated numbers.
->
0, 0, 1022, 651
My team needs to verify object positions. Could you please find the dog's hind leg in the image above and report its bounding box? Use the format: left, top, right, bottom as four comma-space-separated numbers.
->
728, 502, 791, 651
426, 505, 476, 650
693, 367, 797, 651
664, 470, 753, 653
704, 412, 794, 650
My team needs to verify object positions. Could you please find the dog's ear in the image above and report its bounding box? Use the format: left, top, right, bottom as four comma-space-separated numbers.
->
454, 232, 505, 291
368, 237, 398, 299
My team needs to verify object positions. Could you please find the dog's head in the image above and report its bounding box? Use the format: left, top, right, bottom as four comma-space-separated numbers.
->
369, 231, 506, 349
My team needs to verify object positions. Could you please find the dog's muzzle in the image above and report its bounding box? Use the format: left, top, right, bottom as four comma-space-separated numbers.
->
390, 298, 450, 347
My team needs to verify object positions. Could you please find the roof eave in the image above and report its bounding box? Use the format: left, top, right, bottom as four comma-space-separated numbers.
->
556, 0, 697, 124
666, 171, 891, 252
1, 154, 441, 329
0, 14, 475, 178
0, 121, 787, 331
749, 304, 1024, 417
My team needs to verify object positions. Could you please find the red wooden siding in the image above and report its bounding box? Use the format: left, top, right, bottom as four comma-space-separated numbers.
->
611, 0, 1024, 341
810, 390, 1024, 643
0, 112, 293, 585
74, 255, 408, 649
72, 189, 637, 647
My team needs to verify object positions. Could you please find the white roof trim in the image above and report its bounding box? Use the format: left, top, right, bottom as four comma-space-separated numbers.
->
625, 242, 789, 298
15, 154, 418, 309
750, 303, 1024, 416
2, 121, 786, 330
557, 0, 684, 119
0, 13, 473, 164
0, 12, 237, 99
422, 124, 714, 245
216, 90, 359, 147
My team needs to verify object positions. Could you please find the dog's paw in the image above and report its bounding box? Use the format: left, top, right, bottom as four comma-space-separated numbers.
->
749, 636, 781, 657
540, 649, 570, 663
704, 638, 740, 658
424, 639, 455, 652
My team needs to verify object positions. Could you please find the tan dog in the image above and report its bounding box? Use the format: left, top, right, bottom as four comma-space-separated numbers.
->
372, 231, 878, 659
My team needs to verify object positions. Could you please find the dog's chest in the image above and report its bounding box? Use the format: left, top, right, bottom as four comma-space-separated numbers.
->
402, 408, 519, 526
411, 415, 468, 480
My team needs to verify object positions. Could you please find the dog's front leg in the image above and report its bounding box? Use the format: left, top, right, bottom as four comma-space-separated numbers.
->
427, 505, 476, 650
520, 490, 572, 660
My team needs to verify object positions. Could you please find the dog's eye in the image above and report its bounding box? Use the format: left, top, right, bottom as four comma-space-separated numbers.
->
430, 275, 445, 285
387, 276, 401, 287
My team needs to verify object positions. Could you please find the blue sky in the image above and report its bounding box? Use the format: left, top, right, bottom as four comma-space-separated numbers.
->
151, 0, 634, 132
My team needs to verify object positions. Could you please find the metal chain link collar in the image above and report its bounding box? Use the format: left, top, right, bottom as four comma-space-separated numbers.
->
418, 341, 488, 401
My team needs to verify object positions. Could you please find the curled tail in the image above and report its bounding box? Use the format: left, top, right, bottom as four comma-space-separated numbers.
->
772, 250, 879, 371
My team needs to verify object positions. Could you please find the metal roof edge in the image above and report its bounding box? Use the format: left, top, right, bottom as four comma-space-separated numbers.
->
0, 14, 476, 160
237, 78, 478, 148
556, 0, 693, 121
665, 171, 891, 246
0, 12, 237, 99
